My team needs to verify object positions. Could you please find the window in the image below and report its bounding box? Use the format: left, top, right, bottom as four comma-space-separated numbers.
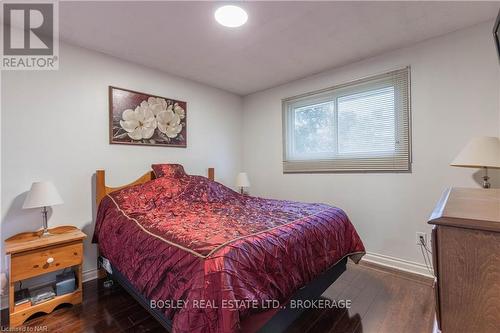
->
283, 68, 411, 173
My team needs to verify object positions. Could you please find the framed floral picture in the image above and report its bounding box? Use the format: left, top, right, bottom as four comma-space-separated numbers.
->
109, 86, 187, 147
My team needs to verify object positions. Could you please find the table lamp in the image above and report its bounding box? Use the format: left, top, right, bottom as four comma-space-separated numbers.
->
450, 136, 500, 188
22, 181, 64, 236
236, 172, 251, 194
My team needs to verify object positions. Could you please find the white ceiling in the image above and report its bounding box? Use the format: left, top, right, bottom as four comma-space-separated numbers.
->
59, 1, 500, 95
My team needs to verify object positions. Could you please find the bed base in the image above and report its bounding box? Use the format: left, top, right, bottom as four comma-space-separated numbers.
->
101, 256, 348, 333
103, 259, 173, 331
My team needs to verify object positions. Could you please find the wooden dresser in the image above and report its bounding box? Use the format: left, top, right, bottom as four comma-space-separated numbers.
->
428, 187, 500, 333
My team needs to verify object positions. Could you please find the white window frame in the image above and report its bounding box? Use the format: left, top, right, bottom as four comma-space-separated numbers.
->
282, 67, 411, 173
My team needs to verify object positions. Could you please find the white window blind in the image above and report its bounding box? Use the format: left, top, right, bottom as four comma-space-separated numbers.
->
282, 67, 411, 173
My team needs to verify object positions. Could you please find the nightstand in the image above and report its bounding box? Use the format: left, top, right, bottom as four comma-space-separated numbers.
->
5, 226, 86, 327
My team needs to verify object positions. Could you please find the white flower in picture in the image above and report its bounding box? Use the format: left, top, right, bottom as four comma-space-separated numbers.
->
119, 105, 157, 140
173, 103, 185, 119
147, 97, 168, 116
157, 108, 182, 138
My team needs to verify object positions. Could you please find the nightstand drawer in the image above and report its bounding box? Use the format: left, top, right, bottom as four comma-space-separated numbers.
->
11, 242, 83, 281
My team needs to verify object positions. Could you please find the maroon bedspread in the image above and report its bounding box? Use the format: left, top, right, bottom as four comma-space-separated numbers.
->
93, 169, 365, 333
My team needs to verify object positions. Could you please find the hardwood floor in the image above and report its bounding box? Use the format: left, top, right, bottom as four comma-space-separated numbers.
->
0, 263, 434, 333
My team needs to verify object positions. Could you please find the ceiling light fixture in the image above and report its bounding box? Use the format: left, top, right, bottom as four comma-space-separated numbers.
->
214, 5, 248, 28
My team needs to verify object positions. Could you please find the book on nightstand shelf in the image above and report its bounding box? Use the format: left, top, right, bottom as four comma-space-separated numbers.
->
30, 285, 56, 305
14, 289, 31, 311
14, 301, 31, 312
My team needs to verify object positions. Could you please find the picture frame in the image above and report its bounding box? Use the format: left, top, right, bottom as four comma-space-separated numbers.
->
109, 86, 187, 148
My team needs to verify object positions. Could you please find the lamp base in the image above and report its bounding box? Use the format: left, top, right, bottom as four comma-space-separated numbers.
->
483, 176, 491, 189
40, 229, 52, 237
40, 206, 52, 237
482, 167, 491, 189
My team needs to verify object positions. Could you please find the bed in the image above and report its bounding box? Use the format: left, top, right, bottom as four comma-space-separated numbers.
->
92, 164, 365, 333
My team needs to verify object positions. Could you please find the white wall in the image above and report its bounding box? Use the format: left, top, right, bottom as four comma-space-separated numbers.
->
0, 43, 243, 278
242, 21, 500, 273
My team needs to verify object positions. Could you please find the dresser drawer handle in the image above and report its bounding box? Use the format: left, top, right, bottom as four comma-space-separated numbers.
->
46, 257, 54, 264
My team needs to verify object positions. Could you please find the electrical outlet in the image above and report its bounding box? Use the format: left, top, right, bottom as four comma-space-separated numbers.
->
416, 232, 427, 246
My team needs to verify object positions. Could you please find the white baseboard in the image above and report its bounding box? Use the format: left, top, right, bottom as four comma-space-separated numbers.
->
0, 268, 99, 310
362, 251, 434, 278
82, 268, 99, 283
0, 295, 6, 311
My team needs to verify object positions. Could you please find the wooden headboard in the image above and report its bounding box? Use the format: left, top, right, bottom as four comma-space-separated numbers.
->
96, 167, 214, 205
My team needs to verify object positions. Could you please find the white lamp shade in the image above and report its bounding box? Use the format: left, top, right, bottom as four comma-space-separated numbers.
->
23, 181, 64, 209
451, 137, 500, 169
236, 172, 251, 188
